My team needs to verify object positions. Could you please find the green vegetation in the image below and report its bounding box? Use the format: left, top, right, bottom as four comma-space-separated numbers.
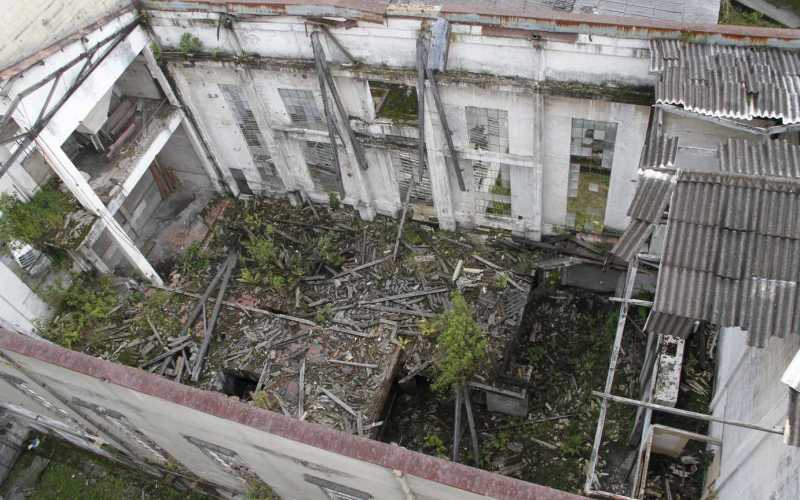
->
328, 192, 341, 210
178, 33, 203, 55
566, 169, 609, 233
422, 434, 447, 458
150, 41, 162, 62
40, 273, 119, 348
246, 479, 278, 500
0, 181, 77, 252
719, 0, 782, 27
375, 85, 419, 123
176, 241, 210, 277
240, 235, 290, 290
0, 435, 207, 500
315, 233, 344, 267
314, 303, 334, 325
487, 175, 512, 217
421, 291, 488, 392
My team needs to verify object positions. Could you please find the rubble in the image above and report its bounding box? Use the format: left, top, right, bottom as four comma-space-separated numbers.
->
44, 196, 712, 497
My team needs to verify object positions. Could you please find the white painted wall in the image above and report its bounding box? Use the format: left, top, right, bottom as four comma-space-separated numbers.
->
542, 96, 649, 232
707, 328, 800, 500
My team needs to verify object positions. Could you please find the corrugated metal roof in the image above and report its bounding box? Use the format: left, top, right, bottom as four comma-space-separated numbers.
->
610, 169, 675, 261
641, 133, 679, 169
720, 138, 800, 178
651, 39, 800, 124
649, 170, 800, 347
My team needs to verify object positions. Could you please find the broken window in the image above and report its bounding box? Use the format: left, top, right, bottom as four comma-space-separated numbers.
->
566, 118, 617, 233
370, 82, 418, 123
219, 84, 283, 192
391, 150, 432, 205
471, 160, 512, 218
302, 141, 340, 194
229, 168, 254, 196
278, 88, 325, 130
465, 106, 509, 153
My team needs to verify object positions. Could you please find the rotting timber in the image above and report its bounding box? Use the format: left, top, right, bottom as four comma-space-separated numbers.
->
36, 196, 713, 498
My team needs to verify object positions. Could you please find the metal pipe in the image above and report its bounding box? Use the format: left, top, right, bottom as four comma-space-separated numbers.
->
592, 391, 784, 435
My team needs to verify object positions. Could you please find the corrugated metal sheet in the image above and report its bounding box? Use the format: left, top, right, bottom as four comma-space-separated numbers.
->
720, 138, 800, 178
648, 170, 800, 346
640, 133, 679, 169
651, 39, 800, 124
610, 169, 675, 262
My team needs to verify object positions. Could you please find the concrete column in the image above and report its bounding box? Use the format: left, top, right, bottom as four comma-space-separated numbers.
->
141, 45, 223, 192
511, 92, 544, 240
423, 84, 456, 230
31, 129, 163, 285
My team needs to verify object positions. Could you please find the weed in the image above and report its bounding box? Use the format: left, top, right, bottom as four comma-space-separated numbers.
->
314, 303, 333, 325
423, 434, 447, 458
420, 291, 488, 393
493, 272, 509, 290
316, 233, 343, 267
178, 32, 202, 55
176, 242, 210, 277
246, 479, 277, 500
251, 390, 276, 410
328, 192, 341, 210
150, 41, 162, 62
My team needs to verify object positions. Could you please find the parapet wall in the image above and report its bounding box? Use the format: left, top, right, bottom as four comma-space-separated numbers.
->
0, 329, 585, 499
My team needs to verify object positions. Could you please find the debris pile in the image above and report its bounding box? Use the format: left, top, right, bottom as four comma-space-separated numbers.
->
62, 197, 538, 437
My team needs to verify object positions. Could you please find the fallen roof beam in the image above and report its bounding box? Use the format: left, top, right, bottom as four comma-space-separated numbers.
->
310, 30, 369, 171
425, 60, 466, 191
311, 30, 347, 196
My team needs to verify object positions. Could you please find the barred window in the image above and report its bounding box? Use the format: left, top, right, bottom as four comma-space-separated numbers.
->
278, 88, 325, 130
391, 150, 432, 205
302, 141, 339, 193
466, 106, 509, 153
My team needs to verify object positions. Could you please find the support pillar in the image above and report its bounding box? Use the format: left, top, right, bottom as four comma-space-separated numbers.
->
32, 129, 162, 285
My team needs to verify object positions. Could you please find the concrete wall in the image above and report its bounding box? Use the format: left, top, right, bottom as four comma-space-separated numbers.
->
0, 0, 132, 71
706, 328, 800, 500
153, 11, 652, 238
0, 329, 583, 500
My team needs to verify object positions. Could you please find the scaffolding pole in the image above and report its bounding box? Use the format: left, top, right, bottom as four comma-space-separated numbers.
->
584, 258, 639, 494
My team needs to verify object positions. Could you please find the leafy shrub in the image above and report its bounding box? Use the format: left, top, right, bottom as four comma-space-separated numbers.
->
176, 242, 209, 277
420, 291, 488, 392
41, 274, 119, 348
328, 192, 340, 210
0, 182, 74, 250
178, 33, 202, 55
